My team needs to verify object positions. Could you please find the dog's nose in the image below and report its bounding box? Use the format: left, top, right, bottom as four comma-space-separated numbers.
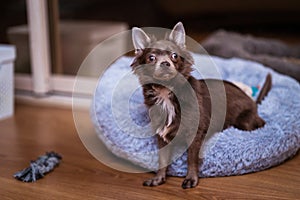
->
160, 61, 170, 68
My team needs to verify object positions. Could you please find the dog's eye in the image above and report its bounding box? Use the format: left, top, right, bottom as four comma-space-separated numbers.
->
148, 55, 156, 63
171, 52, 178, 61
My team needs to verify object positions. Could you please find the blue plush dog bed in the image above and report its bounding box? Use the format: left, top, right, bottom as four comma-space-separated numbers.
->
91, 54, 300, 177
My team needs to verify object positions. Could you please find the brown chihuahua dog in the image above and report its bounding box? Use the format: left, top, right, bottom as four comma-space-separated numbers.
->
131, 22, 271, 189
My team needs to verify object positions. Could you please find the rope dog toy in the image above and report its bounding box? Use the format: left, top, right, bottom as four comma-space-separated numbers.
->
14, 151, 62, 182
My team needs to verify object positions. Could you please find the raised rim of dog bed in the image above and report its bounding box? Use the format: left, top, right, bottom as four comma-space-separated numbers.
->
91, 54, 300, 177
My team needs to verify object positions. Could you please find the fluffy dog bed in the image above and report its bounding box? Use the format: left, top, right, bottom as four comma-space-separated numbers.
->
91, 54, 300, 177
201, 30, 300, 82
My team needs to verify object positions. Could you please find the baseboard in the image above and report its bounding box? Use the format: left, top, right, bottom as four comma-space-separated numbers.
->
15, 90, 91, 110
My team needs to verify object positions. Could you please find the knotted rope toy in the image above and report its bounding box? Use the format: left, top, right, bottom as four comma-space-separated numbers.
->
14, 151, 62, 182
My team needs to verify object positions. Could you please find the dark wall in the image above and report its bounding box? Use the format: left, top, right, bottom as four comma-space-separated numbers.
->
1, 0, 300, 43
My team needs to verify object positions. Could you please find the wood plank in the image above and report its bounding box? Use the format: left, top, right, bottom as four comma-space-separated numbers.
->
0, 104, 299, 199
47, 0, 63, 74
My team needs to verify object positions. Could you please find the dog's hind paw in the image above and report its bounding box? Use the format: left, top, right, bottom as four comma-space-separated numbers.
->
143, 176, 166, 187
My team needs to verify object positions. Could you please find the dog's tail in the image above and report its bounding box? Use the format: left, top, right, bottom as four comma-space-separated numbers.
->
256, 73, 272, 104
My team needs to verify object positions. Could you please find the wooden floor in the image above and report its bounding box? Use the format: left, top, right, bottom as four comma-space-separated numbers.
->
0, 104, 299, 200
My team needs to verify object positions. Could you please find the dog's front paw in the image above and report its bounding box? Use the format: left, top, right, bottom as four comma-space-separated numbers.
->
181, 176, 199, 189
143, 175, 166, 187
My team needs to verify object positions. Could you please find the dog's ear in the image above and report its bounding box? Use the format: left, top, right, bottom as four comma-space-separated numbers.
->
169, 22, 186, 48
132, 27, 151, 54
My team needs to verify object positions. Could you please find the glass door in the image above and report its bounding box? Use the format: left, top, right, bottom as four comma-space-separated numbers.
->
12, 0, 128, 108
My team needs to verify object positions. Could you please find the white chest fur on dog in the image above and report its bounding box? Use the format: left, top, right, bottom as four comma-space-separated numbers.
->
152, 86, 176, 141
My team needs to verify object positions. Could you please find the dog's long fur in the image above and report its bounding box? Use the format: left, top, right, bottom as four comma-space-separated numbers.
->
131, 22, 271, 189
